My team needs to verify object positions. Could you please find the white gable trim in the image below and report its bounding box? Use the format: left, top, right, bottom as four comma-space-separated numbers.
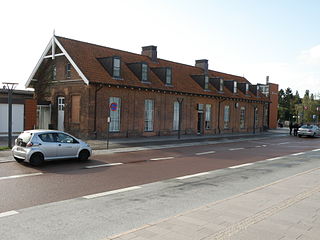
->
25, 36, 89, 88
54, 37, 89, 85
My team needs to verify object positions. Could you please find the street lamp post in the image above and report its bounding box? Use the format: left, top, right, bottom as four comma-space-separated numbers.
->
2, 82, 18, 148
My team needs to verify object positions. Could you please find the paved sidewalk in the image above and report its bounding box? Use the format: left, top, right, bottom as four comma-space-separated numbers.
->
106, 167, 320, 240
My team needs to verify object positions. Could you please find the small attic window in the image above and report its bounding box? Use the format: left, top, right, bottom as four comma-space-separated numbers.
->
166, 68, 172, 85
141, 63, 148, 82
219, 79, 224, 92
233, 81, 237, 93
65, 63, 71, 79
204, 76, 209, 90
113, 57, 121, 78
245, 83, 249, 94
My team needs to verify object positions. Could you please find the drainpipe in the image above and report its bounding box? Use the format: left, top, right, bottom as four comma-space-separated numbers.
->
94, 84, 103, 139
217, 98, 226, 134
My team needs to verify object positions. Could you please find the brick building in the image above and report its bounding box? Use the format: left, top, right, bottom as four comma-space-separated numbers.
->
26, 35, 277, 139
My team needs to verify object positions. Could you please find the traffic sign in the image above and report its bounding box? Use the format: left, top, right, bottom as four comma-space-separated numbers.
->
110, 102, 118, 111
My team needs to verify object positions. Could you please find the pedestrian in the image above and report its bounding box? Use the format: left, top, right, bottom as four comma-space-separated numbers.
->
289, 121, 293, 135
293, 122, 299, 136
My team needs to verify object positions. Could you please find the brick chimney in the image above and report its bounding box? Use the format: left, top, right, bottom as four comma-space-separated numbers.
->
195, 59, 208, 75
142, 45, 157, 62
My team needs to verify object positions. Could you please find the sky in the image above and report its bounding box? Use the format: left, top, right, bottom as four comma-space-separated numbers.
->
1, 0, 320, 96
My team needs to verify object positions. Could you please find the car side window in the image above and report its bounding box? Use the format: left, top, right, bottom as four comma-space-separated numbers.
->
56, 133, 78, 144
39, 133, 55, 142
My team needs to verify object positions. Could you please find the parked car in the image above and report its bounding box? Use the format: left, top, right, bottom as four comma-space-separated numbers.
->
12, 130, 92, 166
297, 125, 320, 138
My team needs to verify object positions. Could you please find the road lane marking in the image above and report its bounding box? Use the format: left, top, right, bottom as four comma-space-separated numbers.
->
195, 151, 216, 155
262, 145, 267, 147
229, 148, 244, 151
312, 149, 320, 152
176, 172, 210, 180
265, 157, 283, 161
84, 163, 123, 169
278, 142, 290, 145
0, 173, 43, 181
229, 163, 253, 169
150, 157, 174, 161
255, 146, 262, 148
291, 152, 305, 156
83, 186, 142, 199
0, 210, 19, 218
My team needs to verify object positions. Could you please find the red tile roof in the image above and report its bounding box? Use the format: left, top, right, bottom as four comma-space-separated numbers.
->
56, 36, 268, 102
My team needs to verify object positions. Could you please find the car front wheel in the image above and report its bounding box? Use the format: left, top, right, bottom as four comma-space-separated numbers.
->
78, 150, 90, 161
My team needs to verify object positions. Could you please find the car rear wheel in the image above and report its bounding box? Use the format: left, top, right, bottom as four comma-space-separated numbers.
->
298, 134, 302, 138
78, 150, 90, 161
14, 157, 24, 163
30, 153, 44, 166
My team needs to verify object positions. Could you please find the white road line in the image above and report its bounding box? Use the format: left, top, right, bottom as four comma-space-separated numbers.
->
265, 157, 283, 161
229, 148, 244, 151
150, 157, 174, 161
83, 186, 142, 199
0, 173, 43, 181
0, 210, 19, 218
262, 145, 267, 147
291, 152, 305, 156
229, 163, 253, 169
176, 172, 210, 180
278, 142, 290, 145
195, 151, 216, 155
255, 146, 262, 148
312, 149, 320, 152
85, 163, 123, 169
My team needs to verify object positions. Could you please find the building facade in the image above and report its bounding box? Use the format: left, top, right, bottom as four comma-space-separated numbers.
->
26, 36, 277, 139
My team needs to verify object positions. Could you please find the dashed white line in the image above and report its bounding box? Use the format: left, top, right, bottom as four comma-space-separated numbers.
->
176, 172, 210, 180
85, 163, 123, 169
150, 157, 174, 161
83, 186, 142, 199
291, 152, 305, 156
265, 157, 283, 161
255, 146, 262, 148
312, 149, 320, 152
278, 142, 290, 145
0, 173, 43, 181
229, 148, 244, 151
195, 151, 216, 155
0, 210, 19, 218
229, 163, 253, 169
262, 145, 267, 147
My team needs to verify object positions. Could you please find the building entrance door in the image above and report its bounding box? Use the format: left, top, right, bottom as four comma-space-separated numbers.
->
37, 105, 51, 129
197, 112, 203, 134
57, 97, 65, 131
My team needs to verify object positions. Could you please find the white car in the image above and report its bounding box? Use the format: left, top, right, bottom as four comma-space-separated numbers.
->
298, 125, 320, 138
12, 130, 92, 166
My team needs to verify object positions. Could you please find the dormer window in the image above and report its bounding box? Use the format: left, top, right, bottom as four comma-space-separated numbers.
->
204, 76, 209, 90
233, 81, 237, 93
113, 57, 121, 78
166, 68, 172, 85
141, 63, 148, 82
245, 83, 249, 94
219, 79, 224, 92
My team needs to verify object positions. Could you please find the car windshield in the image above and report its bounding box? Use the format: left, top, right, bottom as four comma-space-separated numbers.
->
16, 132, 33, 146
300, 125, 313, 129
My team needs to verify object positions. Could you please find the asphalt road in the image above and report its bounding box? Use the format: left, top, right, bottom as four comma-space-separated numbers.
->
0, 135, 320, 239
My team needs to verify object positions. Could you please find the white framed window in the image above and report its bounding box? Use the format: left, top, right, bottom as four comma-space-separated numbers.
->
141, 63, 148, 82
109, 97, 121, 132
233, 81, 237, 93
113, 57, 121, 78
144, 99, 154, 131
224, 105, 230, 129
205, 104, 211, 129
240, 107, 245, 129
255, 107, 259, 128
173, 101, 180, 130
166, 68, 172, 85
220, 79, 224, 92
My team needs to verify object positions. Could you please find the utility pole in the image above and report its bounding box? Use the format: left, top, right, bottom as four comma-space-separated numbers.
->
2, 82, 18, 148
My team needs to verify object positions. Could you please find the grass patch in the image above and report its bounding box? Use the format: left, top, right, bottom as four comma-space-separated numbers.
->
0, 146, 10, 151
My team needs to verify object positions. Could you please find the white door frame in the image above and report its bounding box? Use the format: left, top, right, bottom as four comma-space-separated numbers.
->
57, 97, 65, 131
